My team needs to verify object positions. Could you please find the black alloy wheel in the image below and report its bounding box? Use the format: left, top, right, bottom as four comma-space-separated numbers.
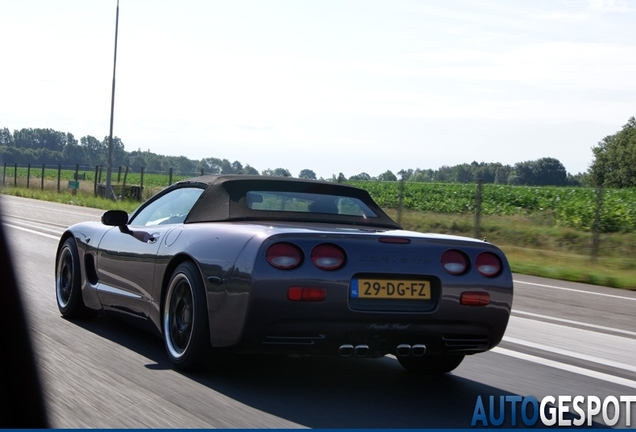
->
55, 238, 92, 318
163, 261, 211, 371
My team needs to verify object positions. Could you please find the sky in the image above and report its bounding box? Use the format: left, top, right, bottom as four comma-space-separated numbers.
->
1, 0, 635, 179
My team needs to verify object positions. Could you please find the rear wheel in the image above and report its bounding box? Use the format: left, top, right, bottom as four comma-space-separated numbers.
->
56, 238, 93, 318
163, 261, 211, 371
398, 354, 465, 374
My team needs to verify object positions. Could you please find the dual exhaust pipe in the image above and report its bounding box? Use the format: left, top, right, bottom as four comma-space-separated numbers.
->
338, 344, 369, 357
338, 343, 426, 358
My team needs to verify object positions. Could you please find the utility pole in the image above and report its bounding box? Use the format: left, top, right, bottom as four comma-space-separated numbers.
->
105, 0, 120, 200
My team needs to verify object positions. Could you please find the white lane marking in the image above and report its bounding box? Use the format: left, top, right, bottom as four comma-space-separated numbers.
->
4, 219, 65, 237
502, 335, 636, 374
513, 309, 636, 337
492, 347, 636, 390
1, 198, 102, 218
514, 279, 636, 301
4, 223, 60, 240
4, 215, 70, 230
504, 316, 636, 369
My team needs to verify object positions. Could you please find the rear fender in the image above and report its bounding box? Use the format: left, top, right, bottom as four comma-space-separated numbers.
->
152, 225, 262, 347
205, 233, 263, 347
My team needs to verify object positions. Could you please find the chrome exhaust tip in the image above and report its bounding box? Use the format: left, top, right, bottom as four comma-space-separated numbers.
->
396, 344, 411, 357
339, 344, 354, 357
354, 344, 369, 357
412, 344, 426, 356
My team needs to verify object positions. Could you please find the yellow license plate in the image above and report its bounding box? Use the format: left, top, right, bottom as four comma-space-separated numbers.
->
351, 279, 431, 300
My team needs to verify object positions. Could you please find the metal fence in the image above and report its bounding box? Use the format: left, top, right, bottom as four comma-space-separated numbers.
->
0, 163, 206, 201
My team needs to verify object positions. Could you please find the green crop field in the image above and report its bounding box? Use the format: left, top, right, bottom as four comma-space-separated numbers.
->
349, 181, 636, 233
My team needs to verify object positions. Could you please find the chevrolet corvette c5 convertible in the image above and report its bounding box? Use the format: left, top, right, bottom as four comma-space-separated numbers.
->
55, 175, 513, 373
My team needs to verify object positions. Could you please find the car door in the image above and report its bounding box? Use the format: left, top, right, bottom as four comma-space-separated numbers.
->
95, 186, 205, 318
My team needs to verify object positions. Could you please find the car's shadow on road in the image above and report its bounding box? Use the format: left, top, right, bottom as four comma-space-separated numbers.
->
194, 354, 496, 428
72, 314, 607, 429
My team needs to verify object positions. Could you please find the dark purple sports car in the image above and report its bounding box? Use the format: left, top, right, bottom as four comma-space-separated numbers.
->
55, 175, 513, 373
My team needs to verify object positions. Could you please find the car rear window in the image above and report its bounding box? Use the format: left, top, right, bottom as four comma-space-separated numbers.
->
245, 191, 378, 218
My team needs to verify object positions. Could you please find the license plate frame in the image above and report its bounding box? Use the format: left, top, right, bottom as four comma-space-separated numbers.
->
350, 278, 431, 300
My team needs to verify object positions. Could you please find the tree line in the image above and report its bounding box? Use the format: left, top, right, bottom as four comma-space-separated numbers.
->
1, 117, 635, 187
342, 157, 582, 186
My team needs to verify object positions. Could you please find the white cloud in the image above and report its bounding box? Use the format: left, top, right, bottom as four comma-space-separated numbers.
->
586, 0, 634, 13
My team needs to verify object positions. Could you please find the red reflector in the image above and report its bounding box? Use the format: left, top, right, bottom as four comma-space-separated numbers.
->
287, 287, 326, 302
378, 237, 411, 244
460, 292, 490, 306
302, 288, 327, 301
287, 287, 302, 301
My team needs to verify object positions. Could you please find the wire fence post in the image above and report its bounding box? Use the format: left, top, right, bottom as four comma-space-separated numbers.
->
397, 178, 404, 226
474, 178, 483, 240
94, 165, 99, 196
139, 167, 145, 201
26, 164, 31, 189
120, 166, 129, 199
41, 164, 45, 190
72, 164, 79, 196
57, 164, 61, 192
591, 186, 603, 263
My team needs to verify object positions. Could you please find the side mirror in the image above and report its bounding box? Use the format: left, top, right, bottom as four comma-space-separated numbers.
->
101, 210, 129, 226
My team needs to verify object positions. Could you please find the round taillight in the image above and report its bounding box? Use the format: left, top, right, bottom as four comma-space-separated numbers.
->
441, 250, 468, 275
476, 252, 502, 277
311, 243, 346, 270
266, 243, 303, 269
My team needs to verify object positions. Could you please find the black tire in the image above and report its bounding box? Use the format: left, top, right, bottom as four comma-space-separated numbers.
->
55, 238, 93, 318
163, 261, 211, 371
398, 354, 465, 374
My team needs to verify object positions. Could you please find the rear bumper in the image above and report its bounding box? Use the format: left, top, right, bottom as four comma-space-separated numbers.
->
234, 307, 510, 358
207, 270, 513, 357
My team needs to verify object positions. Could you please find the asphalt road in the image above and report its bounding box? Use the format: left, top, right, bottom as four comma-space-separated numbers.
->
2, 194, 635, 428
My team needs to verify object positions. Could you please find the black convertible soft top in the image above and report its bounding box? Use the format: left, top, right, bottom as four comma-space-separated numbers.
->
176, 175, 401, 229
